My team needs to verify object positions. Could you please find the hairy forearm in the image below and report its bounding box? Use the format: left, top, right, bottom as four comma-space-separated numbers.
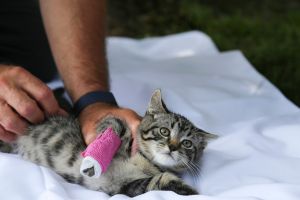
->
39, 0, 108, 102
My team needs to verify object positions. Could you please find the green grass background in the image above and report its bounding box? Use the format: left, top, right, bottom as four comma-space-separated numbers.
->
107, 0, 300, 106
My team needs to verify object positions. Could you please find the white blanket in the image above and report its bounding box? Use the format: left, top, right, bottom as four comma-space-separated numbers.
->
1, 31, 299, 200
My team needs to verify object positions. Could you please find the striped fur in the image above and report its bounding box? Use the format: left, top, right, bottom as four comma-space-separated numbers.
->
0, 89, 216, 196
0, 140, 13, 153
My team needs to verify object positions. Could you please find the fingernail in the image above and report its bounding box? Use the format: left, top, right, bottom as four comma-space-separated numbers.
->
84, 133, 96, 145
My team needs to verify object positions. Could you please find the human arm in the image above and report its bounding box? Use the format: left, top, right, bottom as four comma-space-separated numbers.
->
39, 0, 140, 150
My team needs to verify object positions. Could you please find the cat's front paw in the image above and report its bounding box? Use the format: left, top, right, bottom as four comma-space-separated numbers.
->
161, 180, 198, 195
96, 116, 125, 137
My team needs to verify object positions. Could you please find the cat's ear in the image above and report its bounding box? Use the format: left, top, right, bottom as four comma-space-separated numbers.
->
198, 129, 219, 143
202, 132, 218, 140
198, 130, 218, 149
147, 89, 169, 115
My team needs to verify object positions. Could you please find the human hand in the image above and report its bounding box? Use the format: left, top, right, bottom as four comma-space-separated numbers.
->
78, 102, 141, 156
0, 65, 67, 142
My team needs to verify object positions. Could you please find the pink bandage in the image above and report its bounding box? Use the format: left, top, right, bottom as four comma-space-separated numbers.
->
81, 127, 121, 175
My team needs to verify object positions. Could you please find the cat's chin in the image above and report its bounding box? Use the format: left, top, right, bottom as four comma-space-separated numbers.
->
153, 153, 178, 168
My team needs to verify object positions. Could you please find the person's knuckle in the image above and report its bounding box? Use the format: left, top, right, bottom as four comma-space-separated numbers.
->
10, 66, 27, 76
37, 87, 52, 101
2, 119, 16, 131
20, 103, 36, 117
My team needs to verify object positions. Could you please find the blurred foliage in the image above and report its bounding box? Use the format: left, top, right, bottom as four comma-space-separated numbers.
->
108, 0, 300, 106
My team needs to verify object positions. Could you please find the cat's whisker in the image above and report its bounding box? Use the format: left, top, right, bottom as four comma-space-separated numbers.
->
189, 161, 201, 172
188, 163, 200, 177
178, 152, 200, 184
189, 163, 201, 179
180, 159, 199, 184
189, 168, 201, 184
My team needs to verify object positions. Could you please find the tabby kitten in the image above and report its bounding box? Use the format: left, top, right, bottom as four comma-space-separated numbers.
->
1, 89, 216, 197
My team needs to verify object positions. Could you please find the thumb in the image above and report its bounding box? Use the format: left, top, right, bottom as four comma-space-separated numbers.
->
83, 131, 97, 145
82, 123, 97, 145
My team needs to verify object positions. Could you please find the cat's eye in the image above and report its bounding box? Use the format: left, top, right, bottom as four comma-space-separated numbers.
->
159, 127, 170, 137
182, 140, 192, 148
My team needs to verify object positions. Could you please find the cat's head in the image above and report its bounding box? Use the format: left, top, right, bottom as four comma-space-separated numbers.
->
137, 89, 217, 172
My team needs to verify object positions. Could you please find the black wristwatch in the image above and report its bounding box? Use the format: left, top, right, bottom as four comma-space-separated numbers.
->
73, 91, 118, 117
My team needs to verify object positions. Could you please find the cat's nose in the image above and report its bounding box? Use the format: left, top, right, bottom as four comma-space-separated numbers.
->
169, 144, 178, 152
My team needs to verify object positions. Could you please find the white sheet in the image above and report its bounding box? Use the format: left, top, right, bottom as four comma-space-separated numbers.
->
1, 31, 299, 200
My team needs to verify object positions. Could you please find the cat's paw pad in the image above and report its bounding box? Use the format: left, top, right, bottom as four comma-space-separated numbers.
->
161, 180, 198, 195
82, 166, 95, 177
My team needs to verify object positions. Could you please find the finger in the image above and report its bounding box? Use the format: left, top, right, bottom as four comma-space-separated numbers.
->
58, 108, 69, 116
128, 117, 140, 156
128, 118, 141, 136
0, 124, 17, 142
0, 100, 29, 135
81, 121, 97, 145
131, 138, 138, 156
18, 76, 62, 115
117, 109, 141, 156
4, 87, 44, 123
120, 109, 141, 136
84, 132, 97, 145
